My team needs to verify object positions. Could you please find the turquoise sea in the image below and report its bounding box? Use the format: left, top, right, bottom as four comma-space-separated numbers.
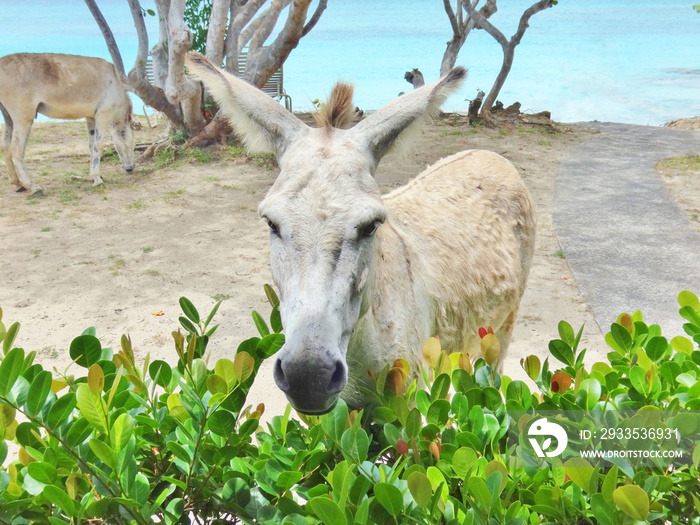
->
0, 0, 698, 125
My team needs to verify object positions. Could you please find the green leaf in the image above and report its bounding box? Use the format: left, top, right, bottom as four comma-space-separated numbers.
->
89, 438, 117, 469
452, 447, 478, 479
65, 417, 92, 447
590, 493, 616, 525
179, 316, 198, 334
2, 322, 19, 355
558, 320, 575, 346
407, 471, 433, 507
26, 370, 52, 417
308, 497, 347, 525
264, 283, 280, 307
321, 398, 349, 443
0, 347, 24, 396
426, 399, 450, 427
252, 310, 270, 337
564, 458, 595, 493
43, 485, 75, 518
131, 472, 150, 505
610, 323, 632, 351
340, 424, 369, 464
374, 482, 404, 517
69, 335, 102, 368
208, 410, 235, 436
576, 378, 602, 409
110, 413, 134, 452
613, 484, 649, 521
179, 297, 200, 324
149, 360, 172, 389
484, 460, 508, 495
28, 462, 57, 485
548, 339, 574, 366
270, 304, 283, 333
601, 466, 618, 504
76, 383, 107, 433
679, 290, 700, 310
257, 333, 285, 358
277, 471, 303, 491
468, 476, 492, 509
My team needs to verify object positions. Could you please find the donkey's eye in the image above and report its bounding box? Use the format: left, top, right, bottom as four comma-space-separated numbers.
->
359, 220, 381, 239
265, 217, 280, 237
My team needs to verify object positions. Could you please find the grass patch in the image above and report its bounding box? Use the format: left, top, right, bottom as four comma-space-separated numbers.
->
211, 294, 231, 302
204, 176, 220, 182
163, 189, 186, 202
657, 154, 700, 175
108, 258, 126, 275
41, 227, 52, 232
142, 268, 161, 276
141, 247, 153, 254
127, 200, 146, 211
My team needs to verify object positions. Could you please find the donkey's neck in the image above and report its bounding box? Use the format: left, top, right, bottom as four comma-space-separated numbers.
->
346, 210, 434, 395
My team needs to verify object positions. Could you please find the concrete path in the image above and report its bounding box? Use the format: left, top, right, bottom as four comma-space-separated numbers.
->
554, 123, 700, 338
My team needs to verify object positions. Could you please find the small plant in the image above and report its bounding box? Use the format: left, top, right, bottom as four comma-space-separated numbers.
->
1, 290, 699, 524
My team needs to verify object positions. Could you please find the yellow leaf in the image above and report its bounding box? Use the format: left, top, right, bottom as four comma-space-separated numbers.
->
51, 380, 69, 394
480, 333, 501, 366
19, 447, 36, 466
87, 364, 105, 396
151, 310, 165, 316
458, 353, 473, 373
0, 405, 16, 428
422, 337, 441, 367
233, 352, 255, 383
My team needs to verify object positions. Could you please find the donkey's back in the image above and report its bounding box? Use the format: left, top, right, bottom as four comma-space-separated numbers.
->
0, 53, 123, 119
383, 149, 536, 360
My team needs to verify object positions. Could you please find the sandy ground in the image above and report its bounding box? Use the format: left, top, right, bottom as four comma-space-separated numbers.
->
0, 113, 618, 426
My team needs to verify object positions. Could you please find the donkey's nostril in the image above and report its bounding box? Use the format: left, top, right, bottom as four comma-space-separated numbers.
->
273, 358, 290, 392
327, 360, 346, 394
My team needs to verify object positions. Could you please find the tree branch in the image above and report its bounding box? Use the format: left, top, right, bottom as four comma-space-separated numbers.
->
302, 0, 328, 37
83, 0, 127, 80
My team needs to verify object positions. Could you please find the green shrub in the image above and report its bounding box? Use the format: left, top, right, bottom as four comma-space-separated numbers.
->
0, 289, 699, 524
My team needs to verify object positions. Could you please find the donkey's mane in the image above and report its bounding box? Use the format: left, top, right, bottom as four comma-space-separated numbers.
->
313, 82, 355, 130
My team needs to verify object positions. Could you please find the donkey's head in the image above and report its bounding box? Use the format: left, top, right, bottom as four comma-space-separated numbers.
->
187, 53, 465, 413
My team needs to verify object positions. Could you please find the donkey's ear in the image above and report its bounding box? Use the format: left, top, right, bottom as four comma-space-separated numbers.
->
185, 52, 308, 156
352, 67, 467, 168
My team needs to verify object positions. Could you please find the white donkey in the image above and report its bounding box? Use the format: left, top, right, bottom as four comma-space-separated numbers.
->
187, 53, 536, 414
0, 53, 136, 196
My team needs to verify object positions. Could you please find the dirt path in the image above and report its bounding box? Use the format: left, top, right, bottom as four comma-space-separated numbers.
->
1, 115, 604, 418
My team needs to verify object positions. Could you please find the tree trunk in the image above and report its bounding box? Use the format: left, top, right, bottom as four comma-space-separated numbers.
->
166, 0, 206, 133
480, 43, 514, 121
463, 0, 553, 122
205, 0, 231, 67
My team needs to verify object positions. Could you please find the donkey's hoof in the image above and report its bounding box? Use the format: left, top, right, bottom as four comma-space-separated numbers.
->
14, 185, 27, 193
92, 178, 105, 187
28, 186, 44, 197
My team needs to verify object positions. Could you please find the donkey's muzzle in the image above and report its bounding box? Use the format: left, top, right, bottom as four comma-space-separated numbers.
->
273, 356, 346, 415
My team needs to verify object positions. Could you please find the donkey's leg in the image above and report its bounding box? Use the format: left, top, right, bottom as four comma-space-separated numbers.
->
494, 308, 519, 372
85, 117, 102, 185
0, 103, 20, 188
90, 112, 111, 186
8, 110, 42, 195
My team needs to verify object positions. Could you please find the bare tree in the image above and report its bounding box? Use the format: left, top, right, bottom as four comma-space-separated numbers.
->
465, 0, 555, 122
441, 0, 497, 77
85, 0, 327, 140
404, 0, 496, 94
